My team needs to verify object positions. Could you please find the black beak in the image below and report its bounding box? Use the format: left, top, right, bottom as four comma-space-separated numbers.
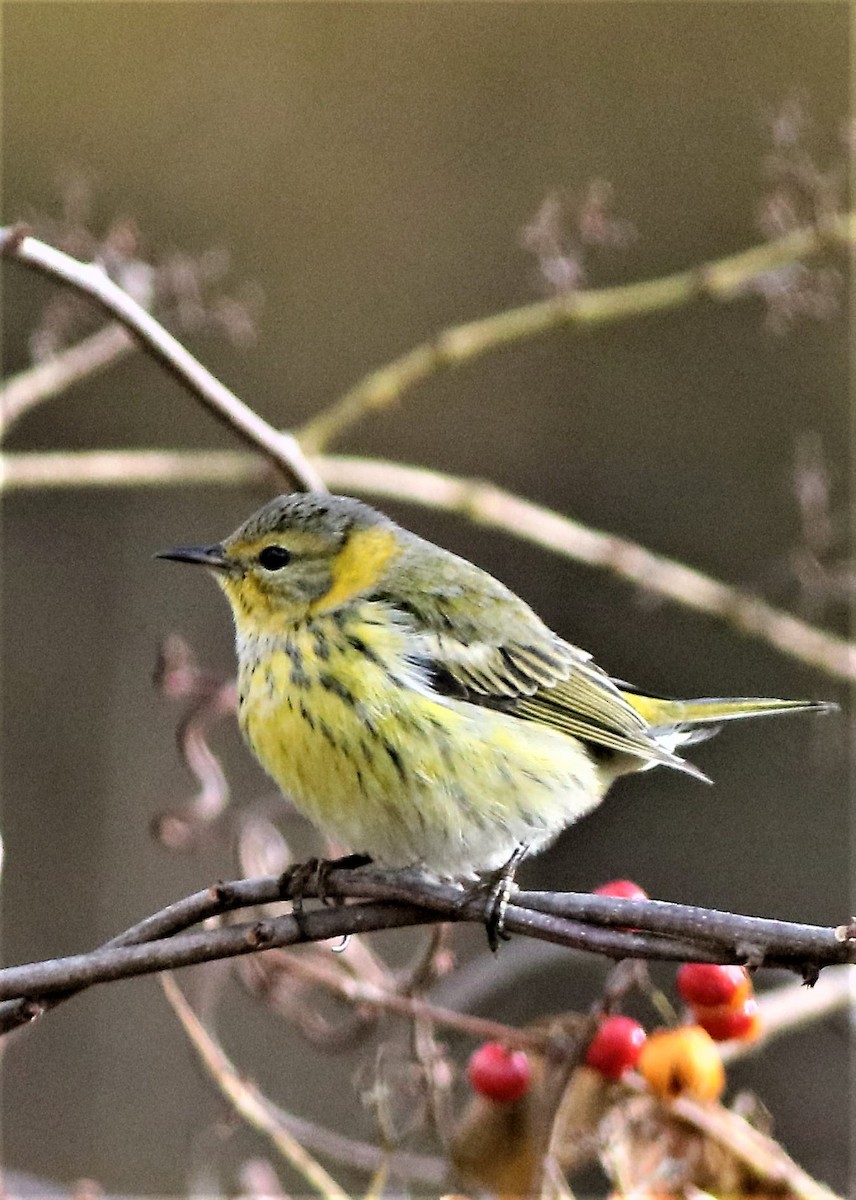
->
155, 543, 231, 571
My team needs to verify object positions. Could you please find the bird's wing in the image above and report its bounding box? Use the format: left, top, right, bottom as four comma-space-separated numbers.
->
377, 537, 690, 771
407, 621, 685, 770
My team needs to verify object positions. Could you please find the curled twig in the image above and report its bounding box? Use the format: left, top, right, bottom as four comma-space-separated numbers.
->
152, 636, 238, 848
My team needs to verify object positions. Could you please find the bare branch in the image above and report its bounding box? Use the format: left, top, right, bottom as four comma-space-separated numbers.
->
0, 226, 323, 490
4, 447, 851, 683
0, 447, 269, 490
161, 972, 448, 1186
317, 456, 856, 682
162, 974, 352, 1200
297, 213, 856, 453
0, 324, 134, 439
0, 868, 852, 1033
243, 943, 542, 1051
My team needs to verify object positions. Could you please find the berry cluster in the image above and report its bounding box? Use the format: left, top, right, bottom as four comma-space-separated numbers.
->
676, 961, 761, 1043
464, 879, 763, 1109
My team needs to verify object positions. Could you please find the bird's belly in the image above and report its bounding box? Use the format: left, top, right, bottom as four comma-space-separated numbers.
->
237, 635, 604, 878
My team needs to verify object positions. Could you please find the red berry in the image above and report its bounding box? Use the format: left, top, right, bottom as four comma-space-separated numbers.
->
694, 997, 761, 1043
593, 880, 648, 932
584, 1015, 647, 1079
467, 1042, 532, 1103
593, 880, 649, 901
676, 963, 752, 1009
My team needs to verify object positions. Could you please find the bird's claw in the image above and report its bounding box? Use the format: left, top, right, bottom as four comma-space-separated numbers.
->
458, 844, 528, 952
282, 853, 373, 937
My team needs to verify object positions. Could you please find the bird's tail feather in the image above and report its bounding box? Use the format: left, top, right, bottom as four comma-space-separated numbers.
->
621, 693, 835, 729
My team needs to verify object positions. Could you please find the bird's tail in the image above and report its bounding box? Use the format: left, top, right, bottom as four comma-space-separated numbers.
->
621, 693, 835, 729
614, 692, 835, 784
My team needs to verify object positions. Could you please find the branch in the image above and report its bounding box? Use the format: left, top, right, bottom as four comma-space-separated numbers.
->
0, 868, 852, 1030
0, 226, 323, 491
3, 448, 853, 682
0, 447, 270, 490
667, 1091, 841, 1200
297, 213, 856, 452
160, 973, 447, 1187
318, 456, 856, 682
240, 941, 544, 1051
0, 323, 135, 438
162, 974, 352, 1200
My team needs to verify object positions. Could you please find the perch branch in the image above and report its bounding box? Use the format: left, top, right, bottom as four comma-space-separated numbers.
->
0, 868, 852, 1028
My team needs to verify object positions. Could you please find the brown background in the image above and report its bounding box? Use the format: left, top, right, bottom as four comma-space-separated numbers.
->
1, 3, 851, 1194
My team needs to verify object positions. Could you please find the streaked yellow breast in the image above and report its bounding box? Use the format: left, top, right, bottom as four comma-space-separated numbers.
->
235, 604, 603, 875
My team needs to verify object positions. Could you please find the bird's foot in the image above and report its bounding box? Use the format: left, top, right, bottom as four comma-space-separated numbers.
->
282, 853, 373, 935
316, 852, 373, 904
460, 844, 528, 952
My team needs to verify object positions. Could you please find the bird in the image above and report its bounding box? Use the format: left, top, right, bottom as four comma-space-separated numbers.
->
158, 492, 831, 890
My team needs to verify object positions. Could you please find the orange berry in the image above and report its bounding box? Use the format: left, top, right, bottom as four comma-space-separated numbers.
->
637, 1026, 725, 1102
694, 996, 762, 1043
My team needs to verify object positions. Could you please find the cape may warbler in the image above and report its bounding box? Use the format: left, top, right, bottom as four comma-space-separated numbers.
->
159, 493, 830, 880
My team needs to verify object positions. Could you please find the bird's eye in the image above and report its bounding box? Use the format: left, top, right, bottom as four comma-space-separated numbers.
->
258, 545, 292, 570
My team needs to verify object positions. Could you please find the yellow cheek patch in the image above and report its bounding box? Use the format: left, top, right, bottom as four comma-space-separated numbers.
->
311, 526, 401, 614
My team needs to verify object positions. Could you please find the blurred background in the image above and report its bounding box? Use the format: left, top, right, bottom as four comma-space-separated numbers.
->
1, 3, 851, 1195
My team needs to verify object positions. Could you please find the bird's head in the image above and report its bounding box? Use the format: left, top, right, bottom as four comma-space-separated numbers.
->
157, 493, 406, 631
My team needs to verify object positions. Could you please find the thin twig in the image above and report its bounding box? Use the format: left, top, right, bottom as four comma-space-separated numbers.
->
161, 981, 446, 1186
0, 447, 269, 490
3, 219, 853, 472
0, 226, 323, 490
246, 945, 544, 1051
297, 213, 856, 452
1, 448, 853, 681
667, 1090, 842, 1200
168, 965, 850, 1189
161, 973, 351, 1200
0, 323, 135, 439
